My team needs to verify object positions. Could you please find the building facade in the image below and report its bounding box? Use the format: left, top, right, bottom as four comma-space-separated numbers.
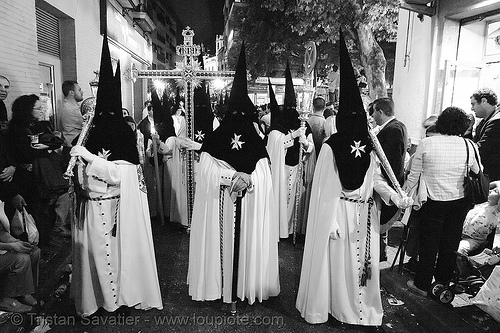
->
148, 0, 178, 71
0, 0, 166, 126
393, 0, 500, 143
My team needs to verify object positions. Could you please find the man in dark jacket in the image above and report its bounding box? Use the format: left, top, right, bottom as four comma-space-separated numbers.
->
471, 88, 500, 182
369, 97, 408, 261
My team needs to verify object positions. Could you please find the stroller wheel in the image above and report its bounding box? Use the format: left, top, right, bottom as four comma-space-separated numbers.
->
438, 288, 455, 304
431, 282, 445, 297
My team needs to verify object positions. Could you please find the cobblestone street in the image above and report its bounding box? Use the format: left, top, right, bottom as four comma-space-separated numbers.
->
1, 220, 499, 333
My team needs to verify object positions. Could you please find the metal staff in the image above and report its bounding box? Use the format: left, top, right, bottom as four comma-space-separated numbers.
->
292, 113, 309, 246
231, 193, 243, 314
64, 97, 96, 179
150, 125, 166, 226
367, 126, 404, 197
292, 84, 315, 246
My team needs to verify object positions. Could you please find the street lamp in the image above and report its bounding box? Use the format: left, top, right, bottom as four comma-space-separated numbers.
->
89, 70, 99, 98
153, 79, 166, 98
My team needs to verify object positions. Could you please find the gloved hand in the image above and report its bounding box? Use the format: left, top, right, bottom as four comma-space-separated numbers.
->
231, 172, 252, 193
329, 220, 342, 240
299, 134, 308, 146
292, 127, 305, 139
487, 254, 500, 265
178, 137, 202, 151
70, 146, 95, 163
391, 193, 413, 209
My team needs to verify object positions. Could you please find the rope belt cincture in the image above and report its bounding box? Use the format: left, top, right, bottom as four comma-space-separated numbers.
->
340, 196, 374, 287
87, 195, 120, 237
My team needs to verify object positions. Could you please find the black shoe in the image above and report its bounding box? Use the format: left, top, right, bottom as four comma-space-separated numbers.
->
407, 280, 428, 297
403, 258, 417, 275
53, 227, 71, 238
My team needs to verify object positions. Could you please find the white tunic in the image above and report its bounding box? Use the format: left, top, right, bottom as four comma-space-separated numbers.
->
266, 130, 315, 238
167, 121, 189, 227
296, 147, 395, 326
71, 157, 163, 316
188, 153, 280, 304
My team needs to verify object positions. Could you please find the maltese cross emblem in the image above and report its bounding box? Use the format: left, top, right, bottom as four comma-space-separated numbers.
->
231, 133, 244, 150
350, 141, 366, 158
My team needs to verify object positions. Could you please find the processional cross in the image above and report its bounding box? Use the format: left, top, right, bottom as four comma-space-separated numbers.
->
130, 27, 234, 229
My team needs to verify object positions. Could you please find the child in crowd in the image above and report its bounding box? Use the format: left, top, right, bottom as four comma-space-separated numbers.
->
458, 188, 500, 256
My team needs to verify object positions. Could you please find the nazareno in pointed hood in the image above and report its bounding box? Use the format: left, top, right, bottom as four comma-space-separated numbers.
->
325, 29, 372, 191
151, 87, 175, 141
270, 60, 311, 166
201, 43, 268, 174
85, 33, 139, 164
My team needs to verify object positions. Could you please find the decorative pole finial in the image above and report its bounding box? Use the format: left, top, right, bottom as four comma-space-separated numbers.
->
182, 27, 195, 46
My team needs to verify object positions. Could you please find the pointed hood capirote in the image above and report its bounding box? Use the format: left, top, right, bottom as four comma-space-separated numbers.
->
283, 60, 297, 110
270, 61, 300, 134
201, 43, 268, 174
226, 42, 258, 123
325, 29, 372, 191
114, 60, 122, 112
85, 33, 139, 164
270, 60, 311, 167
151, 88, 175, 141
268, 77, 280, 130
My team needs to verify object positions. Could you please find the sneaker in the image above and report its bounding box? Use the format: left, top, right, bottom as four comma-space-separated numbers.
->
0, 298, 34, 313
17, 294, 38, 306
407, 280, 428, 297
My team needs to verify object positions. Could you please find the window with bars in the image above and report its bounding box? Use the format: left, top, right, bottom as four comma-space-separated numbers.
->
36, 7, 60, 58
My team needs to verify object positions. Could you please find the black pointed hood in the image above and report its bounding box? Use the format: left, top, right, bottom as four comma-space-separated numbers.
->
270, 61, 310, 166
85, 33, 139, 164
273, 60, 300, 133
226, 42, 258, 123
151, 88, 175, 141
325, 29, 372, 191
283, 60, 296, 109
268, 77, 281, 130
201, 43, 268, 174
114, 60, 122, 112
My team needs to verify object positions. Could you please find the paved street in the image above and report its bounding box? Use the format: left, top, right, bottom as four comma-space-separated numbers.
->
1, 219, 499, 333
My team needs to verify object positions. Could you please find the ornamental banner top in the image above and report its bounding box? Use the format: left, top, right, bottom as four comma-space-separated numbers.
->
176, 27, 201, 60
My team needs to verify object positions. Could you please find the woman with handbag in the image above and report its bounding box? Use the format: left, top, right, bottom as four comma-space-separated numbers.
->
6, 94, 70, 247
403, 107, 482, 297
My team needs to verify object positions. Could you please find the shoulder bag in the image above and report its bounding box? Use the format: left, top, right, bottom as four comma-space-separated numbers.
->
463, 138, 489, 206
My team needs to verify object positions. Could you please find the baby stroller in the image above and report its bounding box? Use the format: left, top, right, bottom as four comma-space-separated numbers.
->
430, 251, 493, 304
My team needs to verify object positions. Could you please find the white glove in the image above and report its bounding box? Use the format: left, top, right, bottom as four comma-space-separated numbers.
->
329, 220, 342, 240
391, 193, 413, 209
70, 146, 95, 163
292, 127, 305, 139
178, 137, 202, 151
299, 134, 308, 145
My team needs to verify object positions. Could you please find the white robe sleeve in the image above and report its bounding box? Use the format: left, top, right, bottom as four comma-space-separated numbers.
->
266, 130, 290, 238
